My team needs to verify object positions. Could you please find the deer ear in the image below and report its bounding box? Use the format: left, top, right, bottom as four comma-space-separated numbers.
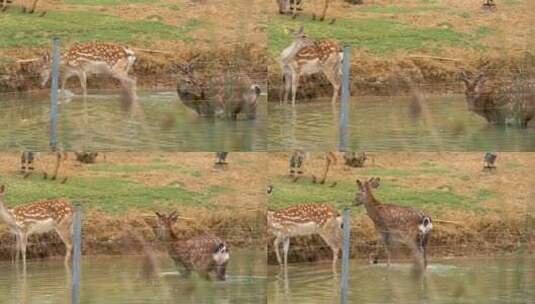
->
155, 211, 162, 218
356, 179, 363, 190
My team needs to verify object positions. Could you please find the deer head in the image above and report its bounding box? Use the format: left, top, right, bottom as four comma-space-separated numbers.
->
459, 71, 488, 108
155, 211, 179, 241
354, 177, 381, 206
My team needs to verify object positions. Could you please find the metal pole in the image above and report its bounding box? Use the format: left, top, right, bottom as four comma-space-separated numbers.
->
340, 207, 351, 304
49, 38, 60, 151
72, 204, 82, 304
339, 45, 351, 151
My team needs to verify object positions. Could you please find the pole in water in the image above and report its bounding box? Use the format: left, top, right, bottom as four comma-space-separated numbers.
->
339, 45, 351, 151
72, 203, 82, 304
340, 207, 351, 304
49, 38, 60, 151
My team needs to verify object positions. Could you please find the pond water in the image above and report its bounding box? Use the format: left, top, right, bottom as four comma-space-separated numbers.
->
0, 250, 266, 304
268, 256, 535, 304
0, 91, 267, 151
268, 96, 535, 151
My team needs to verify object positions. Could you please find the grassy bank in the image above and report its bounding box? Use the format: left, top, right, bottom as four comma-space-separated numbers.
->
267, 152, 535, 263
0, 152, 266, 259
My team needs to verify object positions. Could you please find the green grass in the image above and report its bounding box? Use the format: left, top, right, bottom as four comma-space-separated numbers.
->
360, 166, 450, 177
268, 15, 483, 55
87, 162, 202, 177
0, 175, 225, 213
269, 177, 494, 214
0, 10, 199, 48
357, 5, 443, 14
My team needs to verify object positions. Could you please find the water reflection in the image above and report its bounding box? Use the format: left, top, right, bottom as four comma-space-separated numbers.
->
268, 96, 535, 151
0, 91, 267, 151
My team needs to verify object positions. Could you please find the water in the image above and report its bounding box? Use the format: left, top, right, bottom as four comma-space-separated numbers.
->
268, 256, 535, 304
268, 96, 535, 151
0, 250, 266, 304
0, 91, 267, 151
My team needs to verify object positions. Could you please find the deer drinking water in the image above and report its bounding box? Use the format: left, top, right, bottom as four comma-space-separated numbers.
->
268, 203, 343, 271
40, 42, 137, 99
459, 71, 535, 128
280, 26, 343, 106
354, 178, 432, 269
0, 185, 73, 268
155, 211, 229, 280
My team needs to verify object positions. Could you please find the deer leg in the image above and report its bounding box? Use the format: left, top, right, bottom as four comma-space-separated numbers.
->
20, 233, 28, 270
282, 236, 290, 269
380, 232, 391, 267
14, 233, 21, 265
79, 72, 87, 96
291, 72, 300, 107
273, 236, 283, 266
55, 220, 73, 267
50, 152, 61, 180
323, 65, 341, 104
28, 0, 38, 13
320, 0, 330, 21
282, 72, 292, 105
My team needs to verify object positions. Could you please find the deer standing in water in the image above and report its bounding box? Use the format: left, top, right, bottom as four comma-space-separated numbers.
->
155, 211, 229, 280
459, 71, 535, 127
280, 26, 342, 106
268, 203, 343, 271
0, 185, 73, 269
354, 178, 432, 269
40, 42, 137, 99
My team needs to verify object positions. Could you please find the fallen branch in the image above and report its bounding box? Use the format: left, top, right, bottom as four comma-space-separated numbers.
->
132, 47, 174, 55
16, 58, 40, 63
433, 219, 463, 225
408, 55, 461, 62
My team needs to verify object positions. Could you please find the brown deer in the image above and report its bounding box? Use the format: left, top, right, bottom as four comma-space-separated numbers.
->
311, 152, 337, 184
277, 0, 332, 21
459, 71, 535, 128
0, 185, 73, 269
280, 26, 342, 105
288, 150, 307, 182
175, 63, 261, 120
1, 0, 44, 14
343, 152, 367, 168
155, 211, 229, 280
40, 42, 137, 99
354, 178, 432, 269
268, 203, 343, 271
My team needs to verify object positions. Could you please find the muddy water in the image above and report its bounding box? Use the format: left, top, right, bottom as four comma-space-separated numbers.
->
268, 256, 535, 304
268, 96, 535, 151
0, 250, 266, 304
0, 91, 267, 151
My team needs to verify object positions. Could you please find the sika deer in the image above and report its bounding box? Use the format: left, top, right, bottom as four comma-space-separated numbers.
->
175, 63, 261, 120
280, 26, 342, 105
0, 185, 73, 269
40, 42, 137, 99
354, 177, 432, 269
459, 71, 535, 127
21, 151, 68, 183
155, 211, 229, 280
268, 203, 343, 271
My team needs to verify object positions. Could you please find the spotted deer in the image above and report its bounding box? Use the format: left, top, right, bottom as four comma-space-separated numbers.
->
0, 185, 73, 268
354, 178, 432, 269
155, 211, 229, 280
459, 71, 535, 128
288, 150, 307, 182
280, 26, 342, 105
40, 42, 137, 99
268, 203, 343, 271
343, 152, 367, 168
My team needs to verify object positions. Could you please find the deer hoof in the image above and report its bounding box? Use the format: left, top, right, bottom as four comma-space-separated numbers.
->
43, 173, 48, 180
329, 18, 336, 24
61, 178, 68, 184
39, 11, 46, 17
23, 173, 30, 179
312, 13, 316, 20
292, 14, 297, 19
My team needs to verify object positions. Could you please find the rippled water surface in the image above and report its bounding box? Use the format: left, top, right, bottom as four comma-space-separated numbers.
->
268, 96, 535, 151
0, 250, 266, 304
0, 91, 267, 151
268, 256, 535, 304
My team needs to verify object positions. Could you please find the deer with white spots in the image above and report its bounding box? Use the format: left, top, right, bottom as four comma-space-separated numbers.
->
354, 177, 432, 269
0, 185, 73, 269
155, 211, 230, 280
268, 203, 343, 271
40, 42, 137, 99
280, 26, 342, 105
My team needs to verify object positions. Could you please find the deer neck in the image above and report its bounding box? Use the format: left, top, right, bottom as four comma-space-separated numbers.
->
281, 38, 314, 65
0, 200, 18, 229
362, 187, 383, 224
166, 223, 179, 242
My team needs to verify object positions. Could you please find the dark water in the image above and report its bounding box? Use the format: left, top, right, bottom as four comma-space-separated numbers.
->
268, 256, 535, 304
0, 91, 267, 151
0, 250, 266, 304
268, 96, 535, 151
